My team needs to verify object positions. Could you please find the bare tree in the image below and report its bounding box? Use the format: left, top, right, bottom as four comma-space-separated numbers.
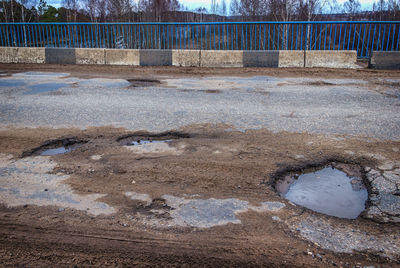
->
18, 0, 36, 46
297, 0, 325, 21
343, 0, 361, 19
10, 0, 15, 22
267, 0, 297, 49
211, 0, 217, 14
107, 0, 136, 21
240, 0, 268, 17
373, 0, 387, 20
62, 0, 79, 22
327, 0, 341, 14
267, 0, 296, 21
84, 0, 99, 22
230, 0, 241, 16
151, 0, 180, 22
97, 0, 107, 21
220, 0, 227, 16
387, 0, 400, 19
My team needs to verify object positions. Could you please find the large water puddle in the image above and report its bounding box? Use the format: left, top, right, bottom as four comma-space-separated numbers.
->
276, 165, 368, 219
0, 79, 26, 87
24, 82, 67, 95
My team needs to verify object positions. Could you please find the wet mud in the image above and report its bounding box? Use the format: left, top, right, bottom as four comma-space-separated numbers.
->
127, 78, 162, 87
0, 125, 399, 266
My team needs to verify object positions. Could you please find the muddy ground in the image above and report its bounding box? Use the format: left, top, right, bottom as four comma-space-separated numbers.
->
0, 64, 399, 267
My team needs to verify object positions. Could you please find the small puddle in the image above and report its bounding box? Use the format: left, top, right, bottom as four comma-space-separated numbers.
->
40, 146, 77, 156
22, 138, 86, 157
129, 139, 171, 146
24, 83, 67, 95
276, 165, 368, 219
125, 139, 180, 154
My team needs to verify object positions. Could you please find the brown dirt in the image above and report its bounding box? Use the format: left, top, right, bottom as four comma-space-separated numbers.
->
1, 63, 400, 80
1, 124, 399, 267
0, 64, 399, 267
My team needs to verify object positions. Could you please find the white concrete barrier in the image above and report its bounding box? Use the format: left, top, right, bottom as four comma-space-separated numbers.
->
0, 47, 363, 69
305, 50, 358, 69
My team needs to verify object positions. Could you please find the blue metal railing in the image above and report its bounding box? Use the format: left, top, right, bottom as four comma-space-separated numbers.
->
1, 21, 399, 58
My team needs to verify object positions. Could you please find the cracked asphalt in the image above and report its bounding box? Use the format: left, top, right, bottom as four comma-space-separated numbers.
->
0, 71, 399, 140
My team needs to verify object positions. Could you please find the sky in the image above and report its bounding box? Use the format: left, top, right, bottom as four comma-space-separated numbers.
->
180, 0, 376, 11
46, 0, 377, 12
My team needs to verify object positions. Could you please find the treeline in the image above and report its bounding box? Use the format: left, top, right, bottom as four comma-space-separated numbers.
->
1, 0, 399, 23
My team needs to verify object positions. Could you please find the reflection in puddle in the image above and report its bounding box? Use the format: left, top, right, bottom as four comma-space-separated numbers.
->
40, 145, 78, 156
24, 83, 67, 95
13, 72, 70, 78
277, 166, 368, 219
0, 79, 25, 87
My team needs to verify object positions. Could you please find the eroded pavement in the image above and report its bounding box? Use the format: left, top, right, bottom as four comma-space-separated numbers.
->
0, 69, 400, 266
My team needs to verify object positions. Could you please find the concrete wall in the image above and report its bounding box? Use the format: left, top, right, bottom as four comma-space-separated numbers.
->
305, 50, 358, 69
369, 51, 400, 69
172, 50, 200, 67
0, 47, 18, 63
200, 50, 243, 67
75, 48, 105, 65
17, 47, 45, 64
140, 50, 172, 66
45, 48, 76, 64
0, 47, 360, 69
105, 49, 139, 66
243, 51, 279, 67
279, 50, 304, 68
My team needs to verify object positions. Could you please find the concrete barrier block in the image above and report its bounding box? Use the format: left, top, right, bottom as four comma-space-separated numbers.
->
45, 48, 76, 64
172, 50, 200, 67
105, 49, 140, 65
0, 47, 18, 63
305, 50, 357, 68
279, 50, 304, 68
75, 48, 105, 64
243, 51, 279, 67
140, 50, 172, 66
369, 51, 400, 69
200, 50, 243, 68
17, 47, 45, 63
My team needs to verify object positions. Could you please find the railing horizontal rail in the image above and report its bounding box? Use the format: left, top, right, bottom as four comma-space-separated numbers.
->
1, 21, 399, 59
1, 21, 399, 25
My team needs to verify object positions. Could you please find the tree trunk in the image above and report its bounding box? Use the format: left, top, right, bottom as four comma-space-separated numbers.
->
21, 5, 28, 47
11, 0, 17, 46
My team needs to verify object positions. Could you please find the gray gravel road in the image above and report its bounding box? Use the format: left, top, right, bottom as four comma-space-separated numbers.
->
0, 71, 399, 140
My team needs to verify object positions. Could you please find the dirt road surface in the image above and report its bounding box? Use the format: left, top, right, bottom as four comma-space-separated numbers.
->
0, 64, 399, 267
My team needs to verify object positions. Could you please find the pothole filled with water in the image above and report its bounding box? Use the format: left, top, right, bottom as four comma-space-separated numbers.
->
117, 132, 189, 155
117, 131, 190, 146
22, 138, 87, 157
129, 139, 172, 146
276, 163, 368, 219
40, 144, 81, 156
